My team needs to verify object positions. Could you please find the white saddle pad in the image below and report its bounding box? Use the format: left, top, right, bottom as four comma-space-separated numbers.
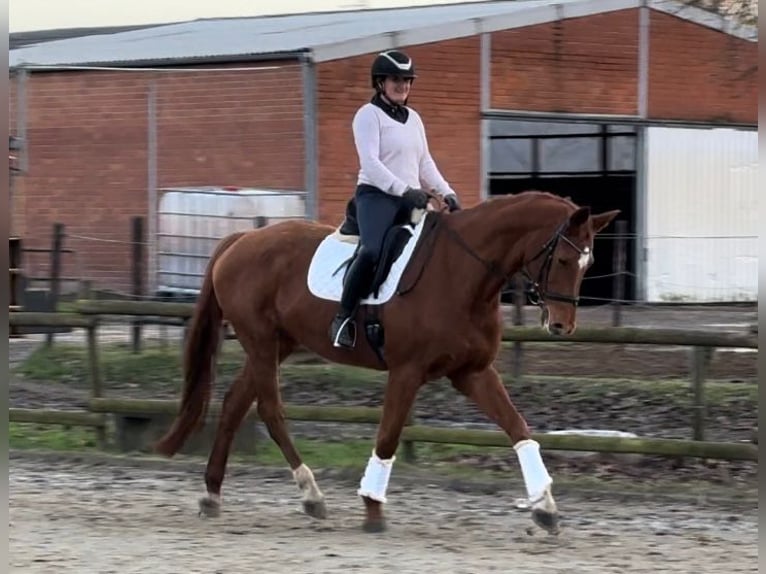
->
307, 216, 428, 305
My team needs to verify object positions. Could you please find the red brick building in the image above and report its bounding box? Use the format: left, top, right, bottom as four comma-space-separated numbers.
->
9, 0, 757, 301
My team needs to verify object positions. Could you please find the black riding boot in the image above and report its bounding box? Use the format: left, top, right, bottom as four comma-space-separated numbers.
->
329, 255, 374, 349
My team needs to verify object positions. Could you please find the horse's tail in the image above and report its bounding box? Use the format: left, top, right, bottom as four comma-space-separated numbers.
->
154, 231, 245, 457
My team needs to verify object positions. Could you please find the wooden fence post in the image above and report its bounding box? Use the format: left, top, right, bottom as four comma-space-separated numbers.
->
690, 346, 711, 441
87, 319, 106, 448
512, 275, 525, 383
131, 217, 145, 353
45, 223, 65, 347
402, 408, 417, 463
611, 220, 627, 327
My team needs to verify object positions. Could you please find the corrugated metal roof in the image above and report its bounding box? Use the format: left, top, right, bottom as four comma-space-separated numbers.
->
9, 24, 169, 50
9, 0, 756, 68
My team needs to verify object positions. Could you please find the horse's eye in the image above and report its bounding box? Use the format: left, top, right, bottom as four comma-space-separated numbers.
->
558, 258, 568, 266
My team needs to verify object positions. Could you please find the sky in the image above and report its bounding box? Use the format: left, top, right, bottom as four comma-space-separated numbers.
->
9, 0, 487, 32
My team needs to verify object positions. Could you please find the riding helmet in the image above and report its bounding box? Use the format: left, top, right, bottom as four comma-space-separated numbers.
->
371, 50, 417, 89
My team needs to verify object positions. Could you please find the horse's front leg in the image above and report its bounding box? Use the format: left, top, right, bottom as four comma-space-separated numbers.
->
358, 366, 424, 533
450, 366, 559, 535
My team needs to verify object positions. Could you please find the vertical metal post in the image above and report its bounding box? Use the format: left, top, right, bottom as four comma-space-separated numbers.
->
301, 55, 318, 222
634, 126, 647, 301
479, 33, 491, 201
634, 0, 649, 303
637, 0, 650, 119
11, 69, 29, 239
147, 80, 158, 296
17, 68, 28, 173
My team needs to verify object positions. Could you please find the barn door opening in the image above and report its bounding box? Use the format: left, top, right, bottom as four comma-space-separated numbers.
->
487, 119, 637, 306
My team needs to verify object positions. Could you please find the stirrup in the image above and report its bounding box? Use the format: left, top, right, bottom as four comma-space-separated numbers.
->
331, 315, 357, 349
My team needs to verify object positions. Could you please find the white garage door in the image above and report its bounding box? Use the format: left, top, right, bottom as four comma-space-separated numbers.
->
644, 126, 757, 302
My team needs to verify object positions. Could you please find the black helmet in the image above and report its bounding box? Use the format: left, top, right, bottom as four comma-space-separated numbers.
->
371, 50, 417, 89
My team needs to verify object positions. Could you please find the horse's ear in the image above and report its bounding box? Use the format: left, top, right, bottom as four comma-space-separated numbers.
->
591, 209, 621, 233
569, 206, 590, 227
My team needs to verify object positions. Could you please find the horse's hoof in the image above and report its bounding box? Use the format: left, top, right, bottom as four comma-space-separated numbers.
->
198, 496, 221, 518
303, 499, 327, 520
362, 518, 387, 533
532, 508, 560, 535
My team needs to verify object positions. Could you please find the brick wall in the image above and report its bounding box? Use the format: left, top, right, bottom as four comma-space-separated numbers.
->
491, 9, 640, 115
316, 36, 482, 225
11, 64, 304, 293
490, 8, 756, 122
647, 10, 756, 123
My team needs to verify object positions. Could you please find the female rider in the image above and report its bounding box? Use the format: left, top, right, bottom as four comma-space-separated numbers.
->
330, 49, 462, 349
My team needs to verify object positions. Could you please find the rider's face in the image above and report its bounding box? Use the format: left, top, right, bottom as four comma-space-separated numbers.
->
382, 75, 412, 105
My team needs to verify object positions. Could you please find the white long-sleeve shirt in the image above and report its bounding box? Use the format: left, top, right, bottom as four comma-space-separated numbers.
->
352, 102, 456, 198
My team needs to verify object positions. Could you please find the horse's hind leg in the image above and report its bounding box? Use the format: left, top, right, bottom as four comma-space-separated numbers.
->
449, 366, 559, 535
254, 337, 327, 519
199, 359, 258, 518
234, 328, 327, 520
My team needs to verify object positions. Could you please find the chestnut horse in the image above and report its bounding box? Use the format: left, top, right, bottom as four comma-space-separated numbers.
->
154, 190, 619, 534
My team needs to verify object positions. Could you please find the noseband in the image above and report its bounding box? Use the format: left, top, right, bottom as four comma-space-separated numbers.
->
442, 218, 590, 308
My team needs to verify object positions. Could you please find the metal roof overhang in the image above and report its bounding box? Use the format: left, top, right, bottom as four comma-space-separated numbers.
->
9, 0, 755, 70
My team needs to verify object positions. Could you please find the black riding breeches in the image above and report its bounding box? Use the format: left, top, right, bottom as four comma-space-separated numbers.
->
337, 185, 406, 315
353, 184, 406, 265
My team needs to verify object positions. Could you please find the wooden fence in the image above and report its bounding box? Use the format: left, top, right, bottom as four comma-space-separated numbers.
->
8, 300, 759, 462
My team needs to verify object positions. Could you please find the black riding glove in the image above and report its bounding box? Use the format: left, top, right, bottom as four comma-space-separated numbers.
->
402, 187, 429, 210
444, 194, 462, 212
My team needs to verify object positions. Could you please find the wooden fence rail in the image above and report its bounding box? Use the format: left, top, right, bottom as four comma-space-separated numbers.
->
65, 300, 759, 349
8, 301, 758, 462
87, 398, 755, 461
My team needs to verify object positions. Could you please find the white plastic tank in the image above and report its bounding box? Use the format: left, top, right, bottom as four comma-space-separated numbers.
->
155, 186, 306, 295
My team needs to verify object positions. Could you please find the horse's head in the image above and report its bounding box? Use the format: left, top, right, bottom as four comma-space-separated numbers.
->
521, 204, 619, 335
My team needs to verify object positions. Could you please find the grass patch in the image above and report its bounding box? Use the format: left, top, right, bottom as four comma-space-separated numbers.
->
14, 342, 383, 391
9, 422, 101, 451
9, 421, 490, 472
237, 436, 490, 469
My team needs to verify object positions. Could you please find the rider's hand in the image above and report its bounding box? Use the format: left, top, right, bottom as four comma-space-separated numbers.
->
444, 193, 462, 212
402, 187, 429, 210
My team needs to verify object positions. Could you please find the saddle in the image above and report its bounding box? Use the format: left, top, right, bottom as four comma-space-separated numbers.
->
336, 193, 441, 297
334, 193, 444, 365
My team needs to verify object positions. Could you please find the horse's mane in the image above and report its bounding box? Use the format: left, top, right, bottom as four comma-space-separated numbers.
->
482, 190, 579, 211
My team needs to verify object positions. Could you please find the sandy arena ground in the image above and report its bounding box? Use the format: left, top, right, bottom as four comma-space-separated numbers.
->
9, 454, 758, 574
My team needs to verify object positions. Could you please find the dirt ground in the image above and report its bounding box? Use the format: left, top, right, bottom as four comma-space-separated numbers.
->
8, 453, 758, 574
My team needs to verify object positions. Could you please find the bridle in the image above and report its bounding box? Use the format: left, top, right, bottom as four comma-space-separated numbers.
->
519, 221, 591, 308
440, 215, 591, 308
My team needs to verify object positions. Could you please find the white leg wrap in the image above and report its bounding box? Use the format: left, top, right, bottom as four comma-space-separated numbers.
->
292, 464, 324, 501
514, 439, 553, 503
357, 450, 396, 503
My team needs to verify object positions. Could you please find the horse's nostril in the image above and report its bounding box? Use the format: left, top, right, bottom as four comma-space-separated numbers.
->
550, 322, 565, 334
